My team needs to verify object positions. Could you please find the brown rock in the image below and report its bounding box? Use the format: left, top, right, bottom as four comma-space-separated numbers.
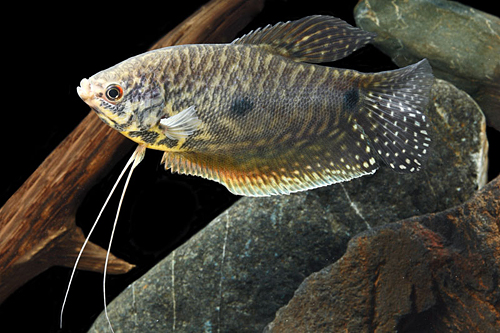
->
265, 176, 500, 332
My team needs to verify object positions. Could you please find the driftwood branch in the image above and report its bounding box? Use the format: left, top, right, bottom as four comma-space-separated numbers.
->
0, 0, 264, 303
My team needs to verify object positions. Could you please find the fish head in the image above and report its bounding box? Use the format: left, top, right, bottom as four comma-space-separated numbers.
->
77, 55, 166, 133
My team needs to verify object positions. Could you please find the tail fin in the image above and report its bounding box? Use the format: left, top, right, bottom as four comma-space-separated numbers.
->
356, 59, 434, 173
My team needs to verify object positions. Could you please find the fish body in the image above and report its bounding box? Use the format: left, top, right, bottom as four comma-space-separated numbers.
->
78, 15, 433, 196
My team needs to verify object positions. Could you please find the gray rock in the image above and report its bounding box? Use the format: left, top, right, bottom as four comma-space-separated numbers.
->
89, 79, 487, 332
354, 0, 500, 131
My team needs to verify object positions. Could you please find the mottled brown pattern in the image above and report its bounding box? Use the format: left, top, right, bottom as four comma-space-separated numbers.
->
138, 44, 377, 195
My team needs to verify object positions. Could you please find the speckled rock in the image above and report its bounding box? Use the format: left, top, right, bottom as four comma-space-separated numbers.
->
89, 79, 488, 332
354, 0, 500, 131
265, 175, 500, 332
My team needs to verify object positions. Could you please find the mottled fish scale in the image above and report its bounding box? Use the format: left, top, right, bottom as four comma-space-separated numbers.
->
189, 49, 335, 150
159, 45, 408, 193
163, 64, 376, 195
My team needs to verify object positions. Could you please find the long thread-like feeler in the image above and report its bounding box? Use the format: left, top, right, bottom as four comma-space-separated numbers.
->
59, 145, 146, 330
103, 145, 146, 332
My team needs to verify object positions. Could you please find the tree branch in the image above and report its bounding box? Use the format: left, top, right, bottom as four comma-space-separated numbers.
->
0, 0, 265, 304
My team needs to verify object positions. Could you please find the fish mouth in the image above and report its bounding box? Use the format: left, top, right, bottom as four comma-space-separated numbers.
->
77, 78, 94, 101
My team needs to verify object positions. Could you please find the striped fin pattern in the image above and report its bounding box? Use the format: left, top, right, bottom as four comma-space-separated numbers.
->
232, 15, 376, 63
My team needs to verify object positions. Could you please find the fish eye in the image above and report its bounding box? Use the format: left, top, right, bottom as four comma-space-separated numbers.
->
105, 84, 123, 102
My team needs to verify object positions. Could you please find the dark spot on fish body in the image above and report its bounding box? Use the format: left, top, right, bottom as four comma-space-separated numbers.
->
230, 97, 254, 117
128, 130, 159, 144
342, 89, 359, 112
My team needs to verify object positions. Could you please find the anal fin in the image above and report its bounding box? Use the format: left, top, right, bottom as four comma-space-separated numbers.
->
161, 121, 379, 196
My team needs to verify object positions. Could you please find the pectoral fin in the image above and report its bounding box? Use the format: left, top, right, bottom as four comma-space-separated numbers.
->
160, 105, 202, 141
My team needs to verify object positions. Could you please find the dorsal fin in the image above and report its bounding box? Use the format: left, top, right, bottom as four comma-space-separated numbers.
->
232, 15, 376, 63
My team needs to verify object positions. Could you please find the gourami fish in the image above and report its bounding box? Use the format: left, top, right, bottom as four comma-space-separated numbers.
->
64, 15, 433, 330
77, 15, 433, 196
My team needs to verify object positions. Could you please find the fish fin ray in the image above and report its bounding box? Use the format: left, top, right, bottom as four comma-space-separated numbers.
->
357, 59, 434, 173
160, 105, 202, 141
232, 15, 376, 63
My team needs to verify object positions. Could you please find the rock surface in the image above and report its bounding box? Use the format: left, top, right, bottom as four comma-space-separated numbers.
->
265, 175, 500, 332
89, 80, 487, 332
354, 0, 500, 131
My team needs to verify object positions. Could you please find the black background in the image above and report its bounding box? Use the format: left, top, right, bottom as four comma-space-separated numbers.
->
1, 1, 499, 332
